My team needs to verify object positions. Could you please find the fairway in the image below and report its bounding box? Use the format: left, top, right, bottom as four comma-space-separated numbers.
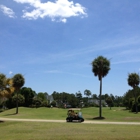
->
1, 107, 140, 140
0, 107, 140, 122
0, 121, 140, 140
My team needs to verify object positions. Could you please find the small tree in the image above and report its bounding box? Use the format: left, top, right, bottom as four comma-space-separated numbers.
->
84, 89, 92, 106
12, 74, 25, 114
12, 94, 25, 107
127, 73, 140, 113
106, 97, 113, 110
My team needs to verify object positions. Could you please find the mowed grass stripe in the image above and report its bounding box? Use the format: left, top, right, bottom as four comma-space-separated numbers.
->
0, 121, 140, 140
0, 107, 140, 122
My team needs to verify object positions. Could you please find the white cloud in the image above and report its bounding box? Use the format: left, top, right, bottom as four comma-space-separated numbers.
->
61, 18, 67, 23
13, 0, 87, 22
9, 71, 13, 75
0, 5, 16, 18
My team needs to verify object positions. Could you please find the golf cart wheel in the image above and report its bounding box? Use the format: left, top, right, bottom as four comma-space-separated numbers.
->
66, 118, 72, 122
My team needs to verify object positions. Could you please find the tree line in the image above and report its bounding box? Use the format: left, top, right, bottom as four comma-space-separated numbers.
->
1, 86, 123, 109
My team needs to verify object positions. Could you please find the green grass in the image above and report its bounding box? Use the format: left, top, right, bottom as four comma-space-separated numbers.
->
0, 107, 140, 140
82, 107, 140, 122
0, 121, 140, 140
0, 107, 140, 122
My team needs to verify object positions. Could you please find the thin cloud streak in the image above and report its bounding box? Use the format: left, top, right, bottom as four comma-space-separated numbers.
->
44, 70, 91, 78
22, 34, 140, 66
112, 59, 140, 65
0, 5, 16, 18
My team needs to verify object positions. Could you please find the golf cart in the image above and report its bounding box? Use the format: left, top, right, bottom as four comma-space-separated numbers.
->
66, 108, 84, 122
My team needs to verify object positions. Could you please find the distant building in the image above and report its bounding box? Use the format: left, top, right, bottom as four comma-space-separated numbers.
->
88, 99, 108, 106
46, 94, 54, 104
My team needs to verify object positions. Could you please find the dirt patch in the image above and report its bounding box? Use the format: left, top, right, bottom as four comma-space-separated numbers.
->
124, 117, 140, 121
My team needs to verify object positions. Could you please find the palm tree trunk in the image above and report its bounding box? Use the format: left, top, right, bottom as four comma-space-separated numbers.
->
16, 92, 18, 114
99, 77, 102, 118
133, 87, 138, 114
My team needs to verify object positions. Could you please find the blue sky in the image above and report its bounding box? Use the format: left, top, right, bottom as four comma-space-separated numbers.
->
0, 0, 140, 96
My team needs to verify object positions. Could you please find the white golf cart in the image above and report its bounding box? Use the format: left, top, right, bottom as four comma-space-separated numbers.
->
66, 108, 84, 122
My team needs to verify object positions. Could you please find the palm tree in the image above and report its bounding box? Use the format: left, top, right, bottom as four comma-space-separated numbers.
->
84, 89, 92, 104
127, 73, 140, 113
84, 89, 91, 104
84, 89, 91, 98
91, 56, 110, 118
0, 73, 14, 98
12, 74, 25, 114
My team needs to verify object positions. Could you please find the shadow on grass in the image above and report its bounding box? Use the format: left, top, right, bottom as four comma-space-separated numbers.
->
86, 117, 105, 120
0, 120, 4, 123
4, 113, 16, 116
93, 117, 105, 120
121, 108, 129, 111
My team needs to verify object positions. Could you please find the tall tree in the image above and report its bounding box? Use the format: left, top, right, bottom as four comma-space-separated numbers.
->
75, 91, 82, 107
12, 74, 25, 114
91, 56, 110, 118
127, 73, 140, 113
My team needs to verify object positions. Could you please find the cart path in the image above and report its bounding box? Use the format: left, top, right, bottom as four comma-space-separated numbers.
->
0, 117, 140, 125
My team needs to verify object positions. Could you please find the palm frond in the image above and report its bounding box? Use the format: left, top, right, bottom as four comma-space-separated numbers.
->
91, 56, 110, 80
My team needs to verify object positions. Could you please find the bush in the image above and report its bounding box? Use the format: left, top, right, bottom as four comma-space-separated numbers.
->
32, 97, 42, 108
131, 103, 140, 112
50, 101, 56, 107
41, 101, 48, 107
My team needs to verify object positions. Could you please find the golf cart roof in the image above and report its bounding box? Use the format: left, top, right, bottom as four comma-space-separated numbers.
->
68, 108, 81, 111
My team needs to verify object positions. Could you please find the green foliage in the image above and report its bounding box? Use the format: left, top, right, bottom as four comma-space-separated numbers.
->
127, 73, 140, 88
12, 74, 25, 91
106, 97, 113, 109
20, 87, 36, 107
12, 94, 25, 106
32, 97, 42, 108
124, 86, 140, 112
127, 73, 140, 113
12, 73, 25, 114
37, 92, 47, 101
84, 89, 91, 97
41, 100, 48, 107
129, 98, 134, 110
52, 91, 78, 108
91, 56, 110, 81
137, 95, 140, 103
0, 73, 6, 89
50, 100, 56, 107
